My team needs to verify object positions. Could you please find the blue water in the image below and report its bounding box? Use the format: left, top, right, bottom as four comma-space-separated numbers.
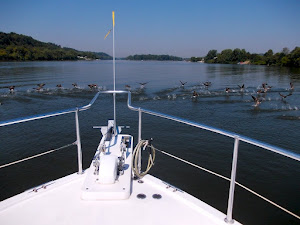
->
0, 61, 299, 224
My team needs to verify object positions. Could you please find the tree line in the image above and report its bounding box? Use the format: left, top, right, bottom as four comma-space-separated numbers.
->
126, 54, 183, 61
1, 32, 299, 67
0, 32, 112, 61
192, 47, 300, 67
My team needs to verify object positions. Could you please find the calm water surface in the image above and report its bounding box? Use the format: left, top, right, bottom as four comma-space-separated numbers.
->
0, 61, 299, 225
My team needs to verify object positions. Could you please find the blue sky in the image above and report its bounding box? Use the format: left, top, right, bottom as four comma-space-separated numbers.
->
1, 0, 300, 58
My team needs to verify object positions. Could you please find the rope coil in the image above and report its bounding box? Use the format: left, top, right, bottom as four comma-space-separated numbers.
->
132, 140, 155, 178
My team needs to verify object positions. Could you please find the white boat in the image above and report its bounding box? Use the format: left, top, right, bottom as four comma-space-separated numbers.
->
0, 12, 299, 225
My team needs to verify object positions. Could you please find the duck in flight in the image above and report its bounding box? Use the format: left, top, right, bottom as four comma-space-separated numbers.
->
192, 90, 199, 98
262, 83, 272, 92
8, 86, 15, 93
238, 84, 245, 92
125, 85, 131, 90
180, 81, 187, 87
225, 87, 231, 93
38, 83, 45, 88
203, 82, 211, 88
88, 84, 98, 90
257, 89, 265, 94
33, 86, 43, 92
138, 82, 148, 89
251, 95, 262, 107
33, 83, 45, 92
279, 92, 292, 99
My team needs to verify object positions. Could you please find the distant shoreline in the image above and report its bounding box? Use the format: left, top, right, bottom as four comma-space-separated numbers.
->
1, 32, 299, 67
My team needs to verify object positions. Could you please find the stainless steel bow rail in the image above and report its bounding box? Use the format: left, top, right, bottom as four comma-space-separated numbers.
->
0, 92, 100, 174
1, 90, 299, 223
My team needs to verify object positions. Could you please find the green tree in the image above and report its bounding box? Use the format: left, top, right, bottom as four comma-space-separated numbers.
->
282, 47, 290, 55
289, 47, 300, 67
216, 49, 233, 64
205, 50, 217, 61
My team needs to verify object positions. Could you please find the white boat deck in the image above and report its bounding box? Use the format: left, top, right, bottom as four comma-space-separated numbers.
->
0, 171, 242, 225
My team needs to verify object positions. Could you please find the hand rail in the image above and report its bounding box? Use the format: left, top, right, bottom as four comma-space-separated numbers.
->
2, 89, 298, 161
124, 90, 300, 162
0, 92, 102, 174
1, 90, 299, 223
0, 92, 100, 128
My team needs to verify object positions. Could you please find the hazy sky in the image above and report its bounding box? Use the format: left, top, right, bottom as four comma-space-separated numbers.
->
1, 0, 299, 58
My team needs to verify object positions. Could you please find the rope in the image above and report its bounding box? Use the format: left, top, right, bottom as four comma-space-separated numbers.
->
155, 147, 300, 220
0, 142, 76, 169
132, 140, 155, 178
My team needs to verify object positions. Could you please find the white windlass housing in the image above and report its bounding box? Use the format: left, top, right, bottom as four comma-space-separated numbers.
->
98, 154, 118, 184
81, 120, 133, 200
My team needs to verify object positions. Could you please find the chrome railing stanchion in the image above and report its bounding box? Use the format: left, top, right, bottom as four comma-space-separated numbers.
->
138, 108, 142, 173
225, 136, 240, 223
75, 108, 83, 175
138, 108, 142, 142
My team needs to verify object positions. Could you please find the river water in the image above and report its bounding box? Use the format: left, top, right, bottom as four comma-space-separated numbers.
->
0, 61, 299, 224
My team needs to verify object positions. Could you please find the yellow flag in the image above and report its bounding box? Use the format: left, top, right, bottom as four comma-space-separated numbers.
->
104, 29, 112, 40
112, 11, 115, 26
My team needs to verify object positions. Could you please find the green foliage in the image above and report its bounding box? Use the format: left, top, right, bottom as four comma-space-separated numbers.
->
0, 32, 112, 61
126, 54, 182, 61
204, 47, 300, 67
204, 50, 217, 61
190, 57, 203, 62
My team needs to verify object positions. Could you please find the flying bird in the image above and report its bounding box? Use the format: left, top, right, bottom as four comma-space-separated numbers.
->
180, 81, 187, 87
37, 83, 45, 87
8, 86, 15, 93
225, 87, 231, 93
203, 82, 211, 88
279, 92, 292, 99
137, 82, 148, 89
33, 86, 43, 92
88, 84, 98, 90
72, 83, 78, 88
192, 91, 199, 99
262, 83, 272, 92
251, 95, 262, 107
238, 84, 245, 92
125, 85, 131, 90
256, 89, 266, 94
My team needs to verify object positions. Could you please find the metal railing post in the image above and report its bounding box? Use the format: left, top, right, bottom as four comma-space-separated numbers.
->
75, 108, 83, 175
225, 136, 240, 223
138, 108, 142, 172
138, 108, 142, 142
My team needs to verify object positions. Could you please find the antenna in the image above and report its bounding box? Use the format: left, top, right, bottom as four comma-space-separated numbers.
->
112, 11, 116, 135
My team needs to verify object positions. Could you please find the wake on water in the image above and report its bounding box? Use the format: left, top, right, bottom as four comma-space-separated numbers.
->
0, 84, 299, 120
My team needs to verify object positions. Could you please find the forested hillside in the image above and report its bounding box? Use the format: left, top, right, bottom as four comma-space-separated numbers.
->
0, 32, 112, 61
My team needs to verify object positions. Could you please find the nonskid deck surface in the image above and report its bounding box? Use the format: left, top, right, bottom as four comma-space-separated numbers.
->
0, 172, 241, 225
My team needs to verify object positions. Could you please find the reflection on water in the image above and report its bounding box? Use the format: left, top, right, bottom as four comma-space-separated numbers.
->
0, 61, 299, 224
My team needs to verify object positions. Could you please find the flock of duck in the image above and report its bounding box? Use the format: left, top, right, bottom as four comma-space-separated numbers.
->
123, 80, 296, 107
0, 81, 296, 108
5, 82, 99, 93
190, 81, 295, 107
0, 83, 100, 105
193, 81, 295, 107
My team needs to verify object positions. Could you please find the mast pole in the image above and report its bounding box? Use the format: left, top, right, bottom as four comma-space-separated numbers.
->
112, 11, 116, 135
